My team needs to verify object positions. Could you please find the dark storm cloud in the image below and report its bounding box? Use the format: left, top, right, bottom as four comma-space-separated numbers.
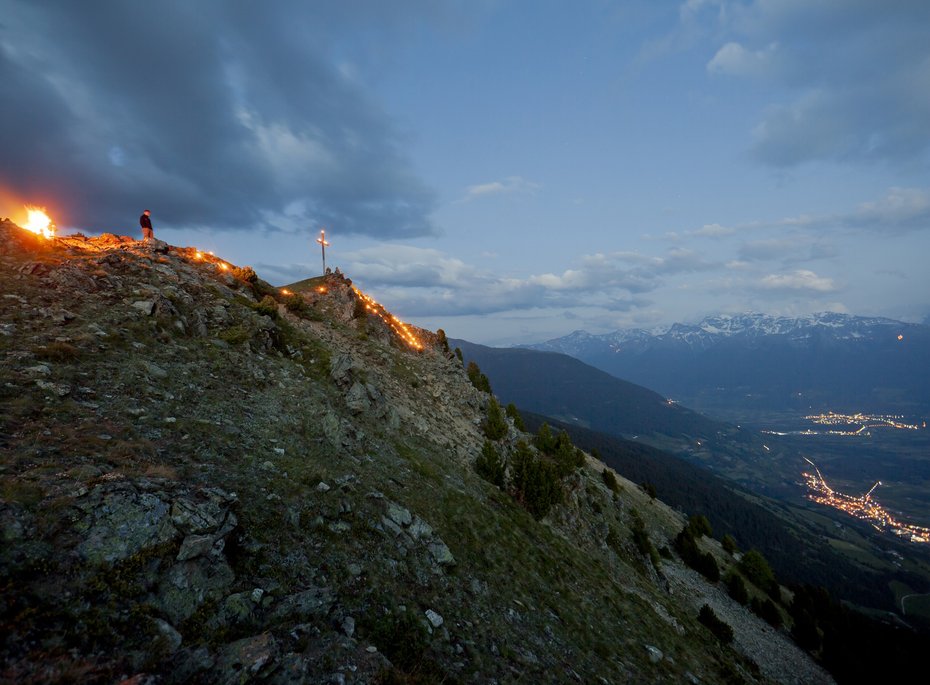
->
0, 0, 438, 236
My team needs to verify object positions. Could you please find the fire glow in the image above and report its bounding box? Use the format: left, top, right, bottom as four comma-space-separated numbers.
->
351, 286, 423, 351
22, 206, 55, 238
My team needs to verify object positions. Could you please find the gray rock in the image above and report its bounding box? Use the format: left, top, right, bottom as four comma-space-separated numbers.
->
428, 539, 456, 566
176, 534, 214, 561
270, 586, 335, 623
76, 489, 178, 566
380, 516, 404, 537
151, 617, 183, 654
408, 517, 433, 540
216, 633, 279, 681
157, 556, 235, 623
133, 300, 156, 315
385, 502, 412, 527
169, 493, 230, 535
148, 239, 170, 254
425, 609, 444, 628
35, 380, 71, 396
342, 615, 356, 637
345, 381, 370, 414
142, 361, 168, 379
329, 353, 356, 386
645, 644, 663, 663
226, 591, 257, 623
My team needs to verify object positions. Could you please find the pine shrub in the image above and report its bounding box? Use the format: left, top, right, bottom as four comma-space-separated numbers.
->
475, 440, 506, 489
725, 570, 749, 605
601, 469, 619, 493
483, 397, 508, 441
505, 403, 525, 431
466, 361, 492, 393
751, 596, 783, 628
511, 441, 562, 520
698, 605, 734, 644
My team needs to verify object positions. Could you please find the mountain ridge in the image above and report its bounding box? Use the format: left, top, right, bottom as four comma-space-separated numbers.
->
521, 312, 930, 415
0, 219, 834, 683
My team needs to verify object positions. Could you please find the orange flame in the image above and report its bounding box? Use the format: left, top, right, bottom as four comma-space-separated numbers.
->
22, 205, 55, 238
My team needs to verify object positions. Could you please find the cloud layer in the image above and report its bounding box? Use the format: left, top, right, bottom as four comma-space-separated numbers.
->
0, 0, 439, 236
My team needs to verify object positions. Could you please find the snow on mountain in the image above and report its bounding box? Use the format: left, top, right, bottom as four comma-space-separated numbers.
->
529, 312, 910, 354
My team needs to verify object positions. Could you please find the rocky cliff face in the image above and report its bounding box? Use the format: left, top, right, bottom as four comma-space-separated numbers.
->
0, 219, 830, 684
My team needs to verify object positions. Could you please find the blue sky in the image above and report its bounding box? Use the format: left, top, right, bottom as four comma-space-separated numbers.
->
2, 1, 929, 344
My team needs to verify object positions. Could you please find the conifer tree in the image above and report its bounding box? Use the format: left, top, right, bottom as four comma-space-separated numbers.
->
475, 440, 506, 488
483, 397, 508, 441
505, 402, 525, 430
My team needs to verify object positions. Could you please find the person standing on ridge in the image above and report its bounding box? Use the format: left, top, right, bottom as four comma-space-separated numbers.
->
140, 209, 154, 240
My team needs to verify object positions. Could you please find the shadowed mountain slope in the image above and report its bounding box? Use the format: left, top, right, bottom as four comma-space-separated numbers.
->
453, 338, 734, 441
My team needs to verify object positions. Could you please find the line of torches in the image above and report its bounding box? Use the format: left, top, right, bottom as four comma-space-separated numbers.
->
352, 286, 423, 350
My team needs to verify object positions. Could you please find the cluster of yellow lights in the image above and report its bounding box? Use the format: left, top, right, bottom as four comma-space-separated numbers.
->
802, 461, 930, 543
21, 205, 55, 238
351, 286, 423, 350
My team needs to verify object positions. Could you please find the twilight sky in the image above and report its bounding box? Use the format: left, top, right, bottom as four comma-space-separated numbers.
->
2, 0, 929, 345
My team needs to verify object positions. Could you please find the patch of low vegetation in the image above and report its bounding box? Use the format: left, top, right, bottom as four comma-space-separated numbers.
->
629, 508, 661, 570
230, 265, 258, 283
751, 596, 783, 628
724, 570, 749, 605
698, 604, 734, 644
34, 341, 80, 362
738, 549, 780, 599
254, 295, 279, 318
721, 533, 738, 555
601, 468, 620, 493
675, 522, 720, 582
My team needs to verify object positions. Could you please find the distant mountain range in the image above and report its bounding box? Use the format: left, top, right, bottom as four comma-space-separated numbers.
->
521, 312, 930, 417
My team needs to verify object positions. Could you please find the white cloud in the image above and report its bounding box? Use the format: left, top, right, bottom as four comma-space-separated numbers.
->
459, 176, 540, 202
690, 222, 735, 237
850, 187, 930, 233
758, 269, 837, 292
321, 244, 717, 317
707, 41, 778, 77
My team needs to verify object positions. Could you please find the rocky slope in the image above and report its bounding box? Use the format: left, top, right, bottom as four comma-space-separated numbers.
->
0, 219, 831, 684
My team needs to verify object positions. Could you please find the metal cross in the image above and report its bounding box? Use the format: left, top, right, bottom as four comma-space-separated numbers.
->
316, 229, 331, 274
